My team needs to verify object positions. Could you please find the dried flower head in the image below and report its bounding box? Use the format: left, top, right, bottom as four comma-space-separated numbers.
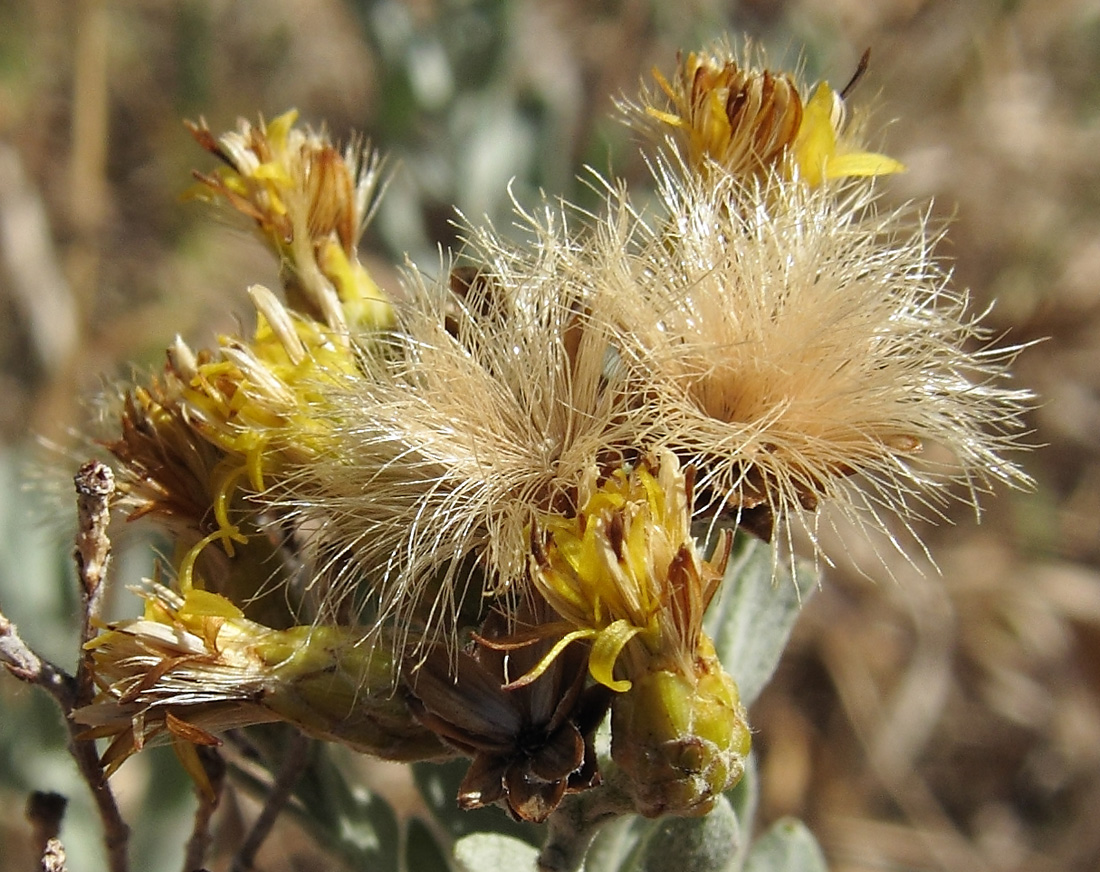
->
77, 583, 449, 779
563, 161, 1034, 557
276, 231, 648, 655
407, 605, 608, 823
626, 47, 904, 186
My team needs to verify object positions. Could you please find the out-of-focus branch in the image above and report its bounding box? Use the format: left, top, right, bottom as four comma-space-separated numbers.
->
27, 792, 69, 872
231, 731, 312, 872
183, 747, 226, 872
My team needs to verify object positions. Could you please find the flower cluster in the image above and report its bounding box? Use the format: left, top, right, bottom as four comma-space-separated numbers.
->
81, 47, 1030, 826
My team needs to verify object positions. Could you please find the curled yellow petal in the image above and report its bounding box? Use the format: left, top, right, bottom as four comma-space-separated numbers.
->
588, 619, 643, 692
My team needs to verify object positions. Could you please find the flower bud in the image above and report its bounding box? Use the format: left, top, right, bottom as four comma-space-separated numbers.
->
610, 636, 750, 817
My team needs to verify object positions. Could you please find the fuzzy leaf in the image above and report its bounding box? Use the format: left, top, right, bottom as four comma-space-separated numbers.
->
276, 734, 401, 872
724, 752, 758, 872
742, 818, 828, 872
454, 832, 540, 872
704, 535, 818, 708
583, 815, 653, 872
623, 794, 741, 872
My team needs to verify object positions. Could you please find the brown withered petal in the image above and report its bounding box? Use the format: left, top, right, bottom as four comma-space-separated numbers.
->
528, 722, 586, 783
504, 765, 568, 824
457, 753, 508, 809
406, 606, 609, 822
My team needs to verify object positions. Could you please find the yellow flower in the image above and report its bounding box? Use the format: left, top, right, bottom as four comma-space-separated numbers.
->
792, 80, 905, 186
633, 48, 904, 185
525, 451, 751, 816
527, 451, 728, 692
187, 110, 393, 333
105, 281, 365, 618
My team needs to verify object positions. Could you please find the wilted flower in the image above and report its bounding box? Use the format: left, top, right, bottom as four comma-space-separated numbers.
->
526, 451, 727, 692
77, 582, 450, 782
407, 605, 608, 823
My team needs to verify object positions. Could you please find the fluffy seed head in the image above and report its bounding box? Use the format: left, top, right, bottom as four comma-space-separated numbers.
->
277, 221, 648, 655
583, 160, 1033, 553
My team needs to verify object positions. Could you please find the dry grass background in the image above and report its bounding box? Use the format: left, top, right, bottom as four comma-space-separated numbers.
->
1, 1, 1098, 871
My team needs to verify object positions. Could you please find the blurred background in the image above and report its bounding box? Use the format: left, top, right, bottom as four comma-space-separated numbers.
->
1, 1, 1097, 870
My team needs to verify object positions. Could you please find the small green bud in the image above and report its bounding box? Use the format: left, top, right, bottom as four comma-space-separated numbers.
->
610, 636, 750, 817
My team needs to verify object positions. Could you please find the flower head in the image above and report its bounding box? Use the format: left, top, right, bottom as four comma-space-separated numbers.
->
627, 47, 904, 185
525, 451, 750, 816
77, 582, 449, 780
406, 605, 608, 823
274, 227, 647, 656
527, 450, 727, 691
577, 162, 1033, 551
187, 109, 392, 332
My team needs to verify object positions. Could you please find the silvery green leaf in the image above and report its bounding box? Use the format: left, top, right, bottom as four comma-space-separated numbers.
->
621, 795, 741, 872
705, 534, 818, 708
454, 832, 540, 872
582, 815, 650, 872
723, 752, 758, 872
742, 818, 828, 872
404, 816, 451, 872
285, 740, 402, 872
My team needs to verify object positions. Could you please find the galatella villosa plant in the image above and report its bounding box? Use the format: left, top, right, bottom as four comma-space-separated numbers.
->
0, 44, 1031, 872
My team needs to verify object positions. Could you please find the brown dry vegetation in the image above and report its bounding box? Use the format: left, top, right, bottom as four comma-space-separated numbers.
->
1, 1, 1097, 871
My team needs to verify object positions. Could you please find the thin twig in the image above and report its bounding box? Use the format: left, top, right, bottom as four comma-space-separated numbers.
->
0, 611, 72, 703
0, 613, 130, 872
231, 731, 312, 872
68, 460, 130, 872
183, 747, 227, 872
0, 460, 131, 872
73, 459, 113, 703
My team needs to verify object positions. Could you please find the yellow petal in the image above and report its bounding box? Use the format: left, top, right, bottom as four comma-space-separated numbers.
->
825, 151, 906, 179
589, 618, 643, 692
180, 588, 245, 620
